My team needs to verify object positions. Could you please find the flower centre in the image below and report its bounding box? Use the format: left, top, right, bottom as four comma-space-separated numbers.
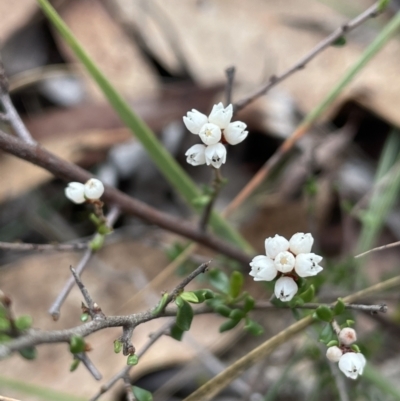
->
205, 129, 213, 137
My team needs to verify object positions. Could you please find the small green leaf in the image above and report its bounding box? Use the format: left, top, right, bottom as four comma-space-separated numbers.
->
192, 195, 211, 207
326, 340, 339, 347
244, 318, 264, 336
0, 317, 10, 330
176, 299, 194, 331
89, 213, 102, 226
208, 269, 230, 294
346, 319, 355, 326
127, 354, 139, 366
378, 0, 390, 12
319, 323, 334, 344
229, 271, 244, 298
229, 309, 245, 321
69, 335, 85, 354
288, 296, 304, 308
180, 292, 199, 303
201, 289, 215, 300
19, 347, 37, 360
333, 298, 346, 315
15, 315, 33, 331
299, 285, 315, 303
114, 340, 122, 354
315, 305, 334, 322
98, 224, 112, 235
332, 36, 346, 47
243, 295, 255, 313
170, 324, 184, 341
132, 386, 153, 401
175, 295, 184, 308
80, 313, 89, 322
214, 305, 232, 318
70, 359, 80, 372
219, 319, 240, 333
351, 344, 361, 353
89, 233, 104, 251
153, 293, 169, 315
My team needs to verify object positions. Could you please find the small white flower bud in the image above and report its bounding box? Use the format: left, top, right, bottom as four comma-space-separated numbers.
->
274, 276, 298, 302
183, 109, 208, 135
65, 182, 86, 204
249, 255, 278, 281
208, 103, 233, 129
205, 143, 227, 169
199, 123, 222, 146
338, 328, 357, 346
185, 144, 206, 166
224, 121, 248, 145
289, 232, 314, 255
84, 178, 104, 200
274, 251, 295, 273
265, 235, 289, 259
295, 253, 323, 277
326, 346, 343, 362
338, 352, 366, 380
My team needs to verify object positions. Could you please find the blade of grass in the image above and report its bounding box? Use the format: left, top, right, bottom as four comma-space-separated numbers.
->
357, 130, 400, 255
0, 375, 86, 401
36, 0, 252, 253
363, 364, 400, 401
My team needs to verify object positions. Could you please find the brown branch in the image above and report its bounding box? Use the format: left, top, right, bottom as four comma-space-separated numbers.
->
0, 130, 251, 266
0, 261, 210, 360
233, 2, 382, 112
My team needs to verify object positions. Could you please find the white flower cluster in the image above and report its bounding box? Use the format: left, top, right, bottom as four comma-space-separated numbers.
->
65, 178, 104, 204
183, 103, 248, 169
326, 328, 366, 379
249, 233, 323, 302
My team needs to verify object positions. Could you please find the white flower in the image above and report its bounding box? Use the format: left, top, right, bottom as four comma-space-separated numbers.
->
224, 121, 248, 145
208, 102, 233, 129
274, 251, 295, 273
199, 123, 222, 146
265, 235, 289, 259
249, 255, 277, 281
183, 109, 208, 135
205, 143, 227, 169
295, 253, 323, 277
274, 276, 298, 302
338, 352, 366, 380
339, 328, 357, 346
289, 232, 314, 255
326, 346, 343, 362
65, 182, 86, 204
185, 144, 206, 166
84, 178, 104, 200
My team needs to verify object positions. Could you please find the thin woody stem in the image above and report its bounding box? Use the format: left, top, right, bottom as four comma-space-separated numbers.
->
199, 168, 225, 232
0, 241, 88, 252
48, 206, 120, 320
354, 240, 400, 258
233, 2, 382, 111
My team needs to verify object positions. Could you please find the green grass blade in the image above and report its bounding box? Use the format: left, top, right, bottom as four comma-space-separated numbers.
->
0, 375, 86, 401
36, 0, 252, 253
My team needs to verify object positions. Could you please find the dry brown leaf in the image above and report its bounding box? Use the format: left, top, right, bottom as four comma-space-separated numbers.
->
53, 0, 158, 101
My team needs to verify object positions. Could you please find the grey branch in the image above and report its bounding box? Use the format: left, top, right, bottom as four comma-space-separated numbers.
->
234, 2, 383, 111
48, 206, 120, 320
75, 352, 103, 381
90, 319, 175, 401
0, 262, 210, 360
0, 241, 88, 252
